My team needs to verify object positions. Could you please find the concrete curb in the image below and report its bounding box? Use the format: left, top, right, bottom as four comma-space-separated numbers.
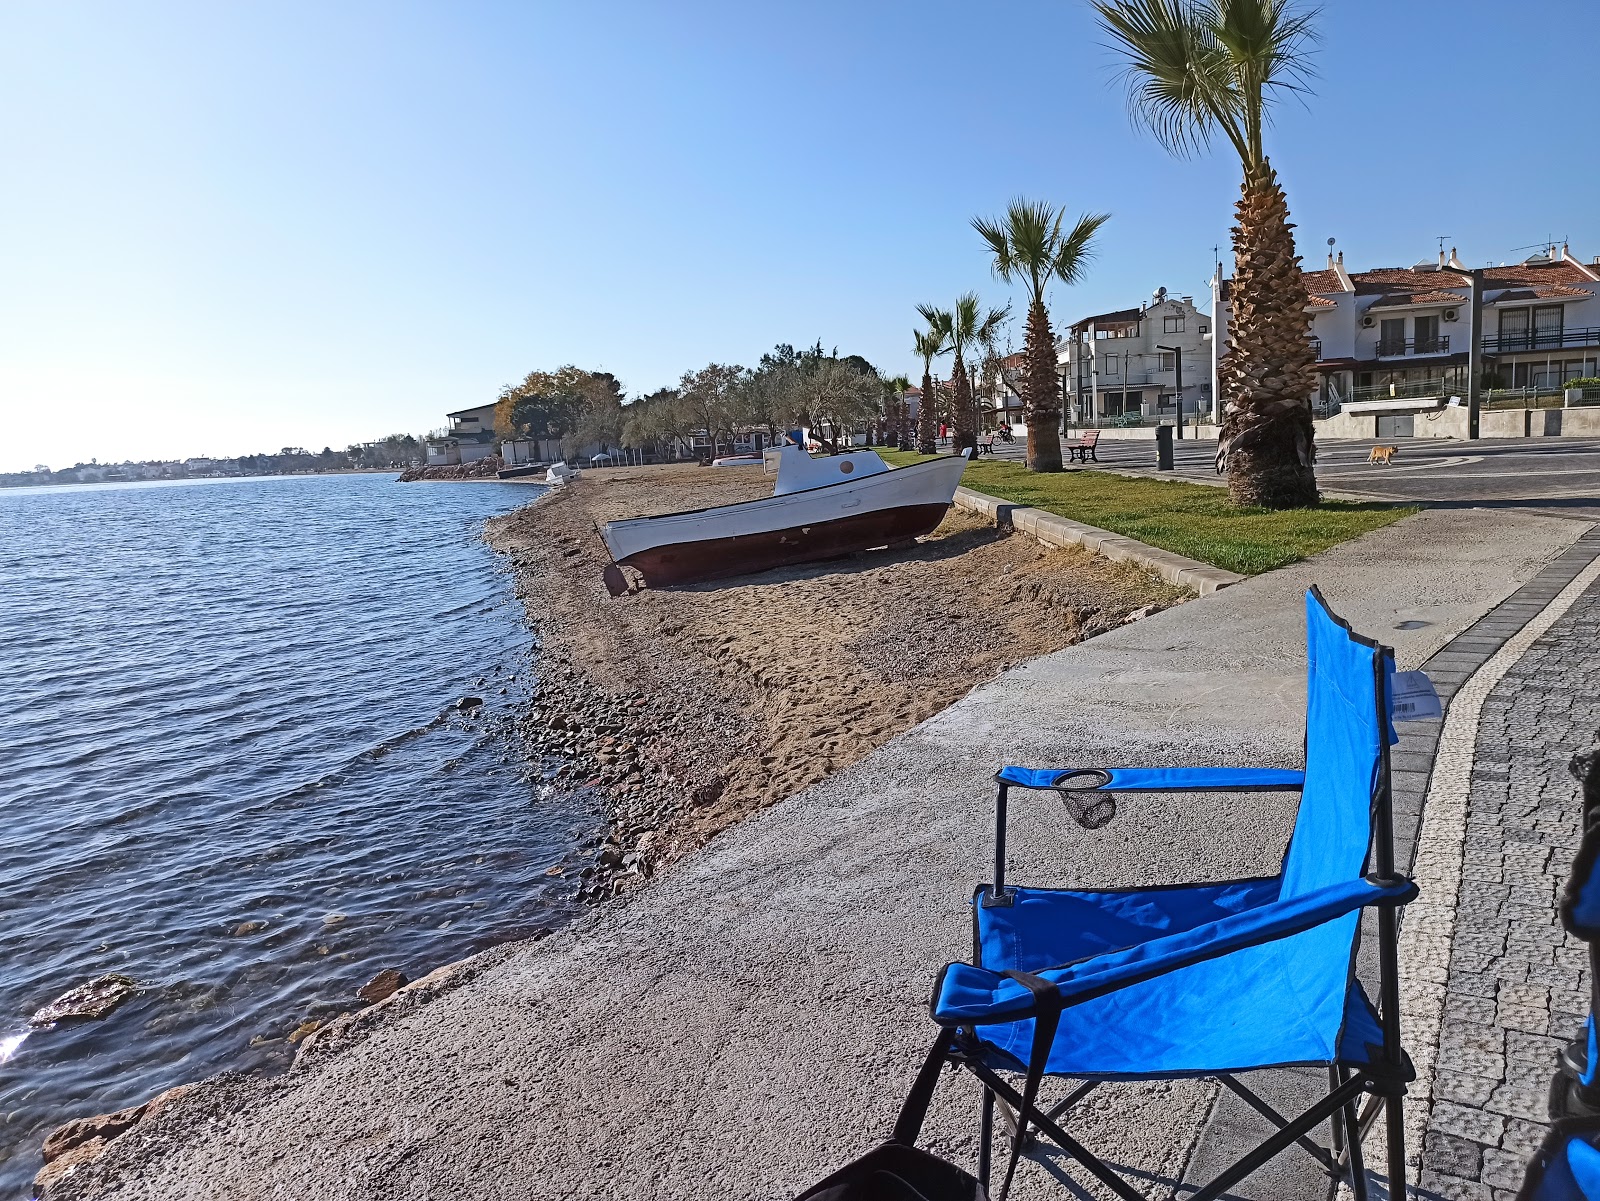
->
951, 485, 1245, 595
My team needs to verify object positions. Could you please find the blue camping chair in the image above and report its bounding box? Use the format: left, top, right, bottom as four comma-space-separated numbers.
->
1516, 744, 1600, 1201
925, 587, 1418, 1200
1550, 748, 1600, 1123
1517, 1121, 1600, 1200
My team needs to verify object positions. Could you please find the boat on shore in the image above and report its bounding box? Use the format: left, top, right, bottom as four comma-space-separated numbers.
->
496, 462, 549, 480
600, 445, 968, 593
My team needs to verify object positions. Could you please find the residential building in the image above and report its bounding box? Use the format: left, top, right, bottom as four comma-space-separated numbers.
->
1211, 244, 1600, 418
425, 403, 499, 466
1056, 291, 1214, 424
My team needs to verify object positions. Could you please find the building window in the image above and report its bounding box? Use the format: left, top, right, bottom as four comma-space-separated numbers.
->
1163, 315, 1184, 333
1159, 352, 1176, 371
1414, 314, 1441, 355
1379, 318, 1406, 356
1103, 358, 1119, 377
1198, 323, 1208, 335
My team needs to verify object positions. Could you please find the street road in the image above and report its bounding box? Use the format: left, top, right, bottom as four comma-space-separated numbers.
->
1080, 435, 1600, 519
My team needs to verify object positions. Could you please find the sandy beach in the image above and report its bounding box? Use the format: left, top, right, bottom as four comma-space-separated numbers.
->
485, 461, 1190, 892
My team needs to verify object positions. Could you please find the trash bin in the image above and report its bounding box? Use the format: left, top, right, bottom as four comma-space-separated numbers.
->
1155, 423, 1174, 471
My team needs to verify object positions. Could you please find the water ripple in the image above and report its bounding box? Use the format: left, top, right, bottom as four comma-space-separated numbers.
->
0, 474, 584, 1195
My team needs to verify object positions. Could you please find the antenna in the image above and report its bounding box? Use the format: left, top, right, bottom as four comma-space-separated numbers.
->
1436, 235, 1451, 256
1327, 237, 1335, 248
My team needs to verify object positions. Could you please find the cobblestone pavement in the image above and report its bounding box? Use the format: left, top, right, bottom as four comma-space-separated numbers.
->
1417, 563, 1600, 1199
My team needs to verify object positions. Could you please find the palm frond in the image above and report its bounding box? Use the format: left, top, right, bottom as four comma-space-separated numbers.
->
1052, 211, 1112, 286
972, 214, 1015, 283
1093, 0, 1252, 165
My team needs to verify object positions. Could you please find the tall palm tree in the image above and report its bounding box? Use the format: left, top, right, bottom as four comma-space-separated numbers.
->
912, 323, 947, 455
1093, 0, 1320, 508
921, 295, 1007, 454
973, 200, 1109, 472
883, 374, 913, 450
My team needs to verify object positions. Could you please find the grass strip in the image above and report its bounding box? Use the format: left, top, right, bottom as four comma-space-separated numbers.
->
879, 451, 1413, 575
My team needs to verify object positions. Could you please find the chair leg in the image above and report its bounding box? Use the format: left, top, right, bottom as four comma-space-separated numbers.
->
979, 1087, 994, 1191
1341, 1073, 1369, 1201
1329, 1067, 1346, 1158
1385, 1090, 1407, 1200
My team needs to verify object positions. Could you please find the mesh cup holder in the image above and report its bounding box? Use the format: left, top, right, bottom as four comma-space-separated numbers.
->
1053, 770, 1116, 830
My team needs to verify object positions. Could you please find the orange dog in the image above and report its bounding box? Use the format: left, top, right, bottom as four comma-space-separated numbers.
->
1367, 445, 1398, 465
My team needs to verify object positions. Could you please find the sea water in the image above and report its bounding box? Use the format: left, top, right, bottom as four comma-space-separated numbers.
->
0, 474, 584, 1193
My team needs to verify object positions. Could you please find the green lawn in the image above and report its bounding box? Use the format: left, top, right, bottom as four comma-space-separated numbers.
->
880, 450, 1413, 576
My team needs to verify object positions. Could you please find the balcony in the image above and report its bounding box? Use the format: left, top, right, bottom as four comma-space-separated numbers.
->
1375, 336, 1451, 358
1480, 326, 1600, 354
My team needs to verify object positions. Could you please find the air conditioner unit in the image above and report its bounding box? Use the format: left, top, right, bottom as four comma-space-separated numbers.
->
1442, 307, 1459, 322
1360, 314, 1375, 328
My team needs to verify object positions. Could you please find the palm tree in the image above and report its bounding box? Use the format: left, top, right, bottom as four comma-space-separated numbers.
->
1093, 0, 1320, 508
920, 295, 1007, 454
973, 200, 1109, 472
912, 323, 947, 455
883, 374, 913, 450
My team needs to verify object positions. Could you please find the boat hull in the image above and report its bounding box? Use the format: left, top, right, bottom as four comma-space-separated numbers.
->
617, 501, 951, 587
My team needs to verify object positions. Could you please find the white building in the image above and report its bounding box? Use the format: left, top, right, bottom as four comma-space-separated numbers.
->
425, 403, 500, 466
1057, 291, 1214, 425
1211, 244, 1600, 425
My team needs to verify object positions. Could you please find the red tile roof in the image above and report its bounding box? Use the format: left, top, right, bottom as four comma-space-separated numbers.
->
1366, 289, 1469, 309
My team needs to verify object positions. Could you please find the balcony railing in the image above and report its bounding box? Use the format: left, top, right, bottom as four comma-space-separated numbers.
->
1347, 378, 1455, 404
1480, 326, 1600, 354
1375, 336, 1451, 358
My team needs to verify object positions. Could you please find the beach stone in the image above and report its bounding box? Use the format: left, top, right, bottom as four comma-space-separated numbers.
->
456, 696, 483, 711
29, 973, 139, 1026
35, 1084, 190, 1195
287, 1019, 323, 1043
231, 920, 267, 936
357, 969, 409, 1005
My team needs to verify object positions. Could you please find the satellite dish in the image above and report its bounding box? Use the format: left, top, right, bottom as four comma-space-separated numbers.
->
1327, 237, 1336, 247
1154, 286, 1168, 303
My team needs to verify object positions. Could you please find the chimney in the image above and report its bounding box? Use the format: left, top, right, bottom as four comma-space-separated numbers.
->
1438, 248, 1447, 267
1554, 243, 1565, 262
1447, 247, 1467, 271
1328, 250, 1336, 269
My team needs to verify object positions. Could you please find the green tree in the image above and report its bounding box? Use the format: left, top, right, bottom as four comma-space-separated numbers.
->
678, 363, 748, 459
1093, 0, 1320, 507
973, 199, 1108, 471
918, 295, 1007, 453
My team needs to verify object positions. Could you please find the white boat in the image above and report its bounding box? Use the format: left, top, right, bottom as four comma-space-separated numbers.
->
545, 462, 576, 486
600, 445, 967, 593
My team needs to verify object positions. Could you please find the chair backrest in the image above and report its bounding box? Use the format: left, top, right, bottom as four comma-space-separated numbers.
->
1279, 588, 1393, 899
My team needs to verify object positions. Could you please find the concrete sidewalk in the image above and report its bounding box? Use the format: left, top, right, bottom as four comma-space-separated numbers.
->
65, 508, 1594, 1201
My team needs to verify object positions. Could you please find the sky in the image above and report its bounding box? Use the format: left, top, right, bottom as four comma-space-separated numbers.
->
3, 0, 1597, 472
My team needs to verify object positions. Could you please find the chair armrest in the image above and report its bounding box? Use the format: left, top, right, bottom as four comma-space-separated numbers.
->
932, 875, 1416, 1026
996, 766, 1306, 794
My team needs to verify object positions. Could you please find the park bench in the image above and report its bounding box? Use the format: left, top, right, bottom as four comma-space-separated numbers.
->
977, 433, 996, 455
1067, 429, 1100, 462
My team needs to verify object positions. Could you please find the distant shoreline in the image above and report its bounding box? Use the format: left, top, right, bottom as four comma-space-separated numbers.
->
0, 469, 402, 491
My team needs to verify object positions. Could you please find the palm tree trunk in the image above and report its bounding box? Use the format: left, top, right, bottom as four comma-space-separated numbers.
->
1023, 299, 1064, 472
917, 371, 937, 454
1217, 160, 1319, 508
897, 395, 911, 451
950, 352, 976, 452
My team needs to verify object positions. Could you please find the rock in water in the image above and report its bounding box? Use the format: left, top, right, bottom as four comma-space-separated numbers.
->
29, 974, 138, 1027
357, 968, 409, 1005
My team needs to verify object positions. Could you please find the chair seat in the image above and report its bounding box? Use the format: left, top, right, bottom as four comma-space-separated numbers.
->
968, 881, 1384, 1079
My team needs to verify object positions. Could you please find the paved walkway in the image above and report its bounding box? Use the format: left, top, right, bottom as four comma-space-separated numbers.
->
1403, 533, 1600, 1199
56, 510, 1599, 1201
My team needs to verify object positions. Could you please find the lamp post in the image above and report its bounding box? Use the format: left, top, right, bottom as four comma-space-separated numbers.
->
1157, 344, 1185, 440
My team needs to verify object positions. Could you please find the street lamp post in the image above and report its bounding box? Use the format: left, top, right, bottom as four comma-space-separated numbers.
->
1157, 344, 1184, 440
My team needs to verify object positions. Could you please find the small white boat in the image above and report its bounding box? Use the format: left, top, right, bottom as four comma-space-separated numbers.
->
600, 445, 967, 593
710, 454, 763, 468
545, 462, 576, 486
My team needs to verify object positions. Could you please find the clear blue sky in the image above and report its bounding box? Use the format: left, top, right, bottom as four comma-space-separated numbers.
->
3, 0, 1595, 472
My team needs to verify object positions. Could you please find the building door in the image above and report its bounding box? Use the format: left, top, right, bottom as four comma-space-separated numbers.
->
1534, 305, 1564, 350
1499, 308, 1530, 351
1376, 415, 1415, 438
1379, 318, 1405, 356
1414, 314, 1440, 355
